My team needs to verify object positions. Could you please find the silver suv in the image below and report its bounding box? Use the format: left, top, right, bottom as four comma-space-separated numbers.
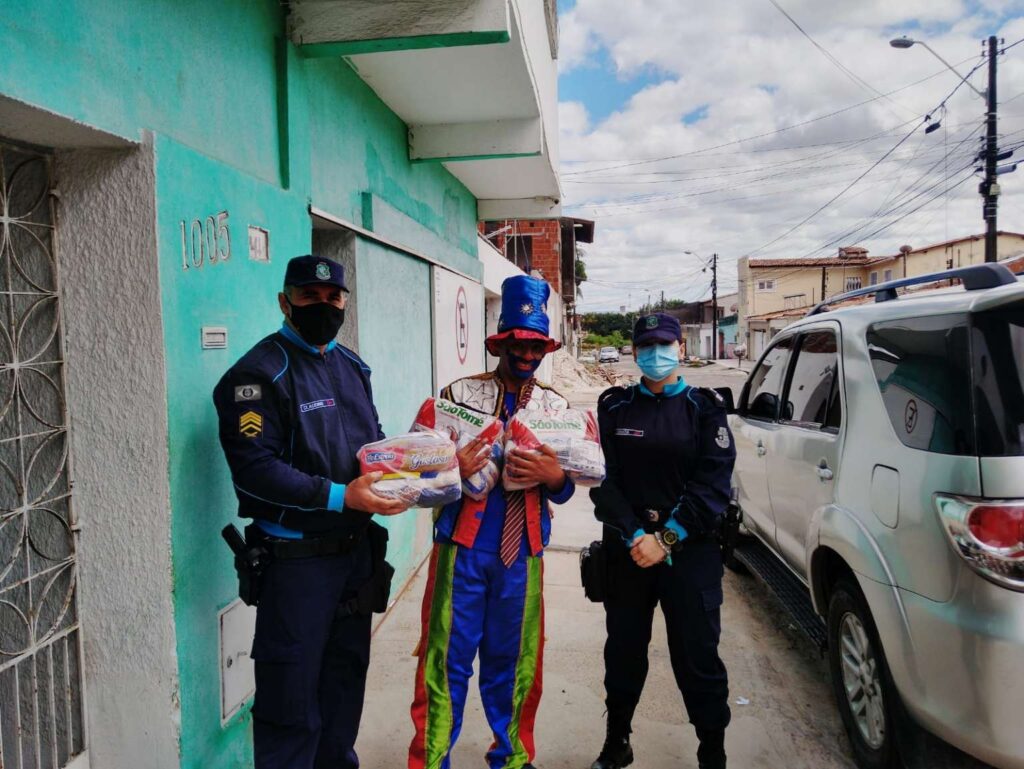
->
728, 264, 1024, 769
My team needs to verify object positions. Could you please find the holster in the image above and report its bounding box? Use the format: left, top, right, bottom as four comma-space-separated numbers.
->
337, 522, 395, 618
221, 524, 269, 607
719, 491, 742, 564
579, 539, 609, 603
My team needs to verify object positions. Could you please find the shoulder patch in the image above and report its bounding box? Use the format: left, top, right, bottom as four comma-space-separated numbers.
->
234, 384, 262, 402
239, 410, 263, 438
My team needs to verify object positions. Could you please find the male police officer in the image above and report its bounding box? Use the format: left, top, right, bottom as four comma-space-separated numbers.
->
213, 255, 409, 769
589, 313, 736, 769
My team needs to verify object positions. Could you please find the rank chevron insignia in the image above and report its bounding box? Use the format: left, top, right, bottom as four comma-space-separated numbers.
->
239, 410, 263, 438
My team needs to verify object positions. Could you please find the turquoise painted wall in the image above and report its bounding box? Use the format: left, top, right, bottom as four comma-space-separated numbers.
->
155, 135, 312, 769
304, 59, 478, 259
1, 0, 285, 184
0, 2, 487, 767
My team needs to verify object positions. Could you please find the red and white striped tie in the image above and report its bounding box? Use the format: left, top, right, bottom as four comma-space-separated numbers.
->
500, 490, 527, 567
499, 378, 536, 567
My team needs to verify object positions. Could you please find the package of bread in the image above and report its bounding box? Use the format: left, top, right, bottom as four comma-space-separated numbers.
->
357, 431, 461, 507
503, 409, 606, 491
412, 397, 504, 501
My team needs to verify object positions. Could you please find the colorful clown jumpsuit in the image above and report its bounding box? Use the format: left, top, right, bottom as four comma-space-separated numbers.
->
409, 373, 575, 769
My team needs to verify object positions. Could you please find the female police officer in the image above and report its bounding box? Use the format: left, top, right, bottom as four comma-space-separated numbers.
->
589, 313, 736, 769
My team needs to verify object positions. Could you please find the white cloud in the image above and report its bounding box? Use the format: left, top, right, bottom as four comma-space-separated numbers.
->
559, 0, 1024, 312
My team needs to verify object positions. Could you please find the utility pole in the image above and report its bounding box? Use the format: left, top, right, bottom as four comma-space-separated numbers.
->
711, 253, 718, 360
821, 265, 827, 301
660, 290, 665, 311
983, 35, 999, 263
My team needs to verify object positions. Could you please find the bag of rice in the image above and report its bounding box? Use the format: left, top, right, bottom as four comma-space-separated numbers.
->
503, 409, 605, 490
357, 431, 461, 507
412, 397, 504, 501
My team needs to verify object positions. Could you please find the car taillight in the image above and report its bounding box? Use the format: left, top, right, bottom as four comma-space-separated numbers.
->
935, 495, 1024, 591
966, 504, 1024, 552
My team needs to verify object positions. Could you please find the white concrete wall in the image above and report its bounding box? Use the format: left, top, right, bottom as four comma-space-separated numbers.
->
55, 140, 180, 769
513, 0, 560, 175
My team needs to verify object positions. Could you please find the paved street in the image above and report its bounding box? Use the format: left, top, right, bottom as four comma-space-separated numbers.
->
360, 363, 856, 769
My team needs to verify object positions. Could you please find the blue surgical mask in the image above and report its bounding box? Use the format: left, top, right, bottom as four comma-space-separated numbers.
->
636, 343, 679, 382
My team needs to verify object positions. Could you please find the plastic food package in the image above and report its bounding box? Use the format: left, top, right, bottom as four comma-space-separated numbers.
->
357, 431, 461, 508
503, 409, 606, 490
412, 397, 504, 501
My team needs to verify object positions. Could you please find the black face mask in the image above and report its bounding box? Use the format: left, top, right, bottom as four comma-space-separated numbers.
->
287, 300, 345, 346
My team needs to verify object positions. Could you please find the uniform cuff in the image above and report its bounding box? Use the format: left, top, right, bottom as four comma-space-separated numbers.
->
327, 482, 347, 512
623, 527, 646, 546
665, 518, 689, 541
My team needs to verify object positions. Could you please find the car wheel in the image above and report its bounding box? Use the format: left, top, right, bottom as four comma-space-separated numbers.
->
827, 578, 899, 769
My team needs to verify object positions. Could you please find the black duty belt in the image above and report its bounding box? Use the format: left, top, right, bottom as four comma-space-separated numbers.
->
250, 527, 363, 560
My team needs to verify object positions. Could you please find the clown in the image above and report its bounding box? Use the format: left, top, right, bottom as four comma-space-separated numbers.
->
408, 275, 575, 769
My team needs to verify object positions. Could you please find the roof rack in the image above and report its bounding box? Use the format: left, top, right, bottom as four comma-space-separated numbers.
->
805, 262, 1018, 317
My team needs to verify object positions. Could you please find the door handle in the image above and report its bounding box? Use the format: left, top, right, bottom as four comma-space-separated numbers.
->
756, 440, 767, 457
817, 465, 834, 481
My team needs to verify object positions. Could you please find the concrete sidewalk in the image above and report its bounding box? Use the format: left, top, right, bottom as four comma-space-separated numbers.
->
359, 538, 854, 769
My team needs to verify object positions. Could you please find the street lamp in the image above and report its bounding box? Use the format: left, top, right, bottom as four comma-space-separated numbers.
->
890, 35, 1000, 262
888, 37, 985, 97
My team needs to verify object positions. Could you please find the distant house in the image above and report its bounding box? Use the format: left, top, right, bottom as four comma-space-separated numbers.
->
737, 232, 1024, 358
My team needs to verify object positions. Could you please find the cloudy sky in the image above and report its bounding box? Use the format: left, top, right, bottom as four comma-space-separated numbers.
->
557, 0, 1024, 311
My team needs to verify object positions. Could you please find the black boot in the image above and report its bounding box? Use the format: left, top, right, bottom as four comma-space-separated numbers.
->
589, 733, 633, 769
696, 728, 726, 769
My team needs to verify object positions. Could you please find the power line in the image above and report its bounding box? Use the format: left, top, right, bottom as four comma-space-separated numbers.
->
562, 56, 979, 177
739, 57, 987, 259
766, 0, 915, 119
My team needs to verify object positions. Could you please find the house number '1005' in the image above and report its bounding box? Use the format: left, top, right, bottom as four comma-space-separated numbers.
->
180, 211, 231, 270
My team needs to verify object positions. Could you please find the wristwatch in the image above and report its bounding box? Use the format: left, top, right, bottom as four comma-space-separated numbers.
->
659, 527, 681, 549
653, 530, 674, 556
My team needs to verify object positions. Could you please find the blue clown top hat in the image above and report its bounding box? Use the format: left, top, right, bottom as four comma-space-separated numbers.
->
486, 275, 561, 355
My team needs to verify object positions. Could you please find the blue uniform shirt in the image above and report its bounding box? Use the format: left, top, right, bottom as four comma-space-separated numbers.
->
591, 378, 736, 543
212, 323, 384, 538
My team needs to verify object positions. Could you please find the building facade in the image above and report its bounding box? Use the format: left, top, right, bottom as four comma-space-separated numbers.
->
0, 2, 560, 768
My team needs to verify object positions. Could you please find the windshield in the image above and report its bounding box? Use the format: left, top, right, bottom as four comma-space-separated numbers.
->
972, 305, 1024, 457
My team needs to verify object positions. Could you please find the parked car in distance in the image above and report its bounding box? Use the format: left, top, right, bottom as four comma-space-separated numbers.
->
620, 344, 633, 355
579, 352, 597, 364
598, 346, 620, 363
727, 264, 1024, 769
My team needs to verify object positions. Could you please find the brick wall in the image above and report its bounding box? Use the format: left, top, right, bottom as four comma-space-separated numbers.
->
480, 219, 563, 294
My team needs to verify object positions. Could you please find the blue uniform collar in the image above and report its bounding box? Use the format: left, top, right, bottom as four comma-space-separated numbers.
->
279, 322, 337, 356
638, 376, 687, 398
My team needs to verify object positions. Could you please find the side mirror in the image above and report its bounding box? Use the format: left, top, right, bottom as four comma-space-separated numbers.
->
749, 392, 779, 420
714, 387, 736, 414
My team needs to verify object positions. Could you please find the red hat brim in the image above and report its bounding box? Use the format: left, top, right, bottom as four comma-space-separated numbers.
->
485, 329, 561, 356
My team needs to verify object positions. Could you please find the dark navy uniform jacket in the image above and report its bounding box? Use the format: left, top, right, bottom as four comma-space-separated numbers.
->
591, 378, 736, 542
212, 324, 384, 538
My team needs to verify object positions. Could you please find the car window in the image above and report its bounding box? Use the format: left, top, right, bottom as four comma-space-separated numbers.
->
743, 336, 793, 421
971, 304, 1024, 457
780, 330, 840, 429
867, 314, 974, 455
